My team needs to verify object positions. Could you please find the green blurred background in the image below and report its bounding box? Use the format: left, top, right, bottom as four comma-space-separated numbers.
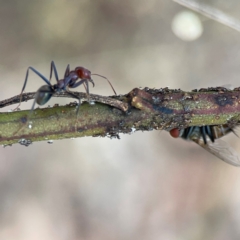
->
1, 0, 240, 239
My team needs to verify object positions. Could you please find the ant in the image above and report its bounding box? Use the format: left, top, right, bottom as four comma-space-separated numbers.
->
16, 61, 117, 114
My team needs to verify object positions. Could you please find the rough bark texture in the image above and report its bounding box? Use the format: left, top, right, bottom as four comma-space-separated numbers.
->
1, 87, 240, 146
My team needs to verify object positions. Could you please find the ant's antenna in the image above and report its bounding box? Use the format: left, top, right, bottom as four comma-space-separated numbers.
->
92, 73, 117, 95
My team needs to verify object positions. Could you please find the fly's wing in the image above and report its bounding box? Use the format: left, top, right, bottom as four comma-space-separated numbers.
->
192, 138, 240, 167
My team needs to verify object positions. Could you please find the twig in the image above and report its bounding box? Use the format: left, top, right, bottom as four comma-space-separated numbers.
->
0, 91, 129, 112
1, 87, 240, 146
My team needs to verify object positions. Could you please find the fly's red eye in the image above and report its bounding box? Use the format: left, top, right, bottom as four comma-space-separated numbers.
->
76, 67, 91, 79
169, 128, 180, 138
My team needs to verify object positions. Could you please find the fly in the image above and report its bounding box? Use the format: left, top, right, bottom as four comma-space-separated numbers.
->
170, 125, 240, 166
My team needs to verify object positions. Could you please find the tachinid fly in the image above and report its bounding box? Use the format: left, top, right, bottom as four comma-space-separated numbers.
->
170, 125, 240, 166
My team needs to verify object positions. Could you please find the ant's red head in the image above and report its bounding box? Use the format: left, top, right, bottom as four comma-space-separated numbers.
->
75, 67, 91, 79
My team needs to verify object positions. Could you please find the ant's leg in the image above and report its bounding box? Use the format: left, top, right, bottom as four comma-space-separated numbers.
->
23, 67, 51, 92
71, 79, 95, 89
14, 67, 51, 110
70, 92, 81, 116
75, 80, 92, 102
64, 64, 70, 78
69, 79, 92, 101
82, 81, 88, 101
29, 98, 37, 116
13, 97, 38, 135
49, 61, 59, 83
65, 91, 82, 115
69, 79, 94, 98
75, 100, 82, 116
71, 79, 94, 101
83, 82, 87, 92
65, 90, 79, 101
84, 80, 89, 96
15, 86, 50, 134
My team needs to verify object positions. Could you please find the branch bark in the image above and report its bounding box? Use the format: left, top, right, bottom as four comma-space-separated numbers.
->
1, 87, 240, 146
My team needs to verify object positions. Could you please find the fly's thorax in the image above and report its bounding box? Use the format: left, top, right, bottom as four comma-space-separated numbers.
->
179, 125, 234, 144
179, 126, 202, 141
211, 125, 232, 139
